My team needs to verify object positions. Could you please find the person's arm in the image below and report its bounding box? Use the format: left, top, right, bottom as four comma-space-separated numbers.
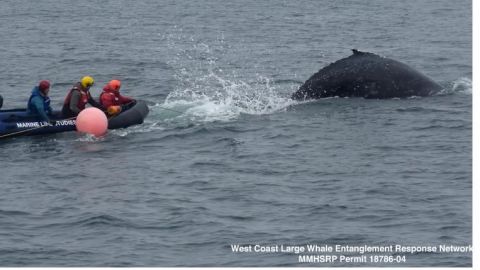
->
87, 92, 103, 109
119, 94, 134, 104
69, 90, 81, 114
32, 96, 50, 122
46, 101, 53, 115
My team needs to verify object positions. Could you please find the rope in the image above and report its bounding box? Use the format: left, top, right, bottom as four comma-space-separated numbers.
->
157, 106, 184, 114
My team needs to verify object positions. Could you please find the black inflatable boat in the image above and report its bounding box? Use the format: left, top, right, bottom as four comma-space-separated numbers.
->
0, 100, 149, 138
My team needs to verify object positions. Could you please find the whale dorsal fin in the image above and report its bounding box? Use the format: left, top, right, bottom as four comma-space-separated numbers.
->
351, 49, 380, 58
352, 49, 367, 55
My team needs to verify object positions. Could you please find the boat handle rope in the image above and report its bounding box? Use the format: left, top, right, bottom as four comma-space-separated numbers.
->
157, 106, 183, 114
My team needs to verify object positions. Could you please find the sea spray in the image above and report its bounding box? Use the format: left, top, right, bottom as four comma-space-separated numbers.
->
452, 77, 472, 95
160, 30, 297, 123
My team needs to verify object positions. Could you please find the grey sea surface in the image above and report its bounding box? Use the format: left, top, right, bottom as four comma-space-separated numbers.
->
0, 0, 472, 267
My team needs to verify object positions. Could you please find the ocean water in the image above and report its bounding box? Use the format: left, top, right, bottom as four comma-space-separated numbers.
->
0, 0, 472, 267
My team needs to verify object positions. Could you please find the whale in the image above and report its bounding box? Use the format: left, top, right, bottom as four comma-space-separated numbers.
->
291, 50, 442, 100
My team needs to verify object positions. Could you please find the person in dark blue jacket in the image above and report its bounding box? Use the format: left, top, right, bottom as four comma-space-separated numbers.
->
27, 80, 54, 124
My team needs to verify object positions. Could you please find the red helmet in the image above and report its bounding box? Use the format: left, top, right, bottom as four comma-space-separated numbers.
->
108, 80, 121, 91
39, 80, 50, 92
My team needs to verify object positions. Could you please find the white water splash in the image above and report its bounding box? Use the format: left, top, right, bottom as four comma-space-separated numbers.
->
109, 122, 166, 137
159, 29, 297, 123
75, 133, 106, 142
451, 77, 472, 95
161, 72, 295, 123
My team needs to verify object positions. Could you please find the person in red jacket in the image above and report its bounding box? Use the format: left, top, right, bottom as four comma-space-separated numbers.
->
99, 80, 135, 116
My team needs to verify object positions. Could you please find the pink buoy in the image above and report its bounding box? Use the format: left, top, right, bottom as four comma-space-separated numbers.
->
76, 107, 108, 137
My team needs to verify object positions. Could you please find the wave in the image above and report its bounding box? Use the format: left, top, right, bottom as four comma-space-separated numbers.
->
161, 72, 296, 123
438, 77, 472, 95
35, 213, 195, 232
75, 134, 106, 142
452, 77, 472, 94
34, 214, 132, 229
0, 209, 31, 216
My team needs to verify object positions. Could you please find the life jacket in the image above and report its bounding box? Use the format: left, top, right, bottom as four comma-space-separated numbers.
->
99, 85, 120, 107
63, 82, 91, 111
27, 86, 51, 114
99, 84, 133, 108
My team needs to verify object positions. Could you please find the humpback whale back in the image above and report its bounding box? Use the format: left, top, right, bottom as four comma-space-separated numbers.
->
292, 50, 442, 100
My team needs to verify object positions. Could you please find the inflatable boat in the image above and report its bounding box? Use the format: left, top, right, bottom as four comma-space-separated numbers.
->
0, 100, 149, 138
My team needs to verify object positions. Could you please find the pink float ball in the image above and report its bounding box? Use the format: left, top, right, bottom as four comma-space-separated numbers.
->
76, 107, 108, 137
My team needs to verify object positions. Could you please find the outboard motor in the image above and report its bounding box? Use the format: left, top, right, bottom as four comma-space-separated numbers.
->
0, 94, 3, 109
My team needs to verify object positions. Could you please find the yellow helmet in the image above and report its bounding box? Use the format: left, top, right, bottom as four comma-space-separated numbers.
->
80, 76, 94, 88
